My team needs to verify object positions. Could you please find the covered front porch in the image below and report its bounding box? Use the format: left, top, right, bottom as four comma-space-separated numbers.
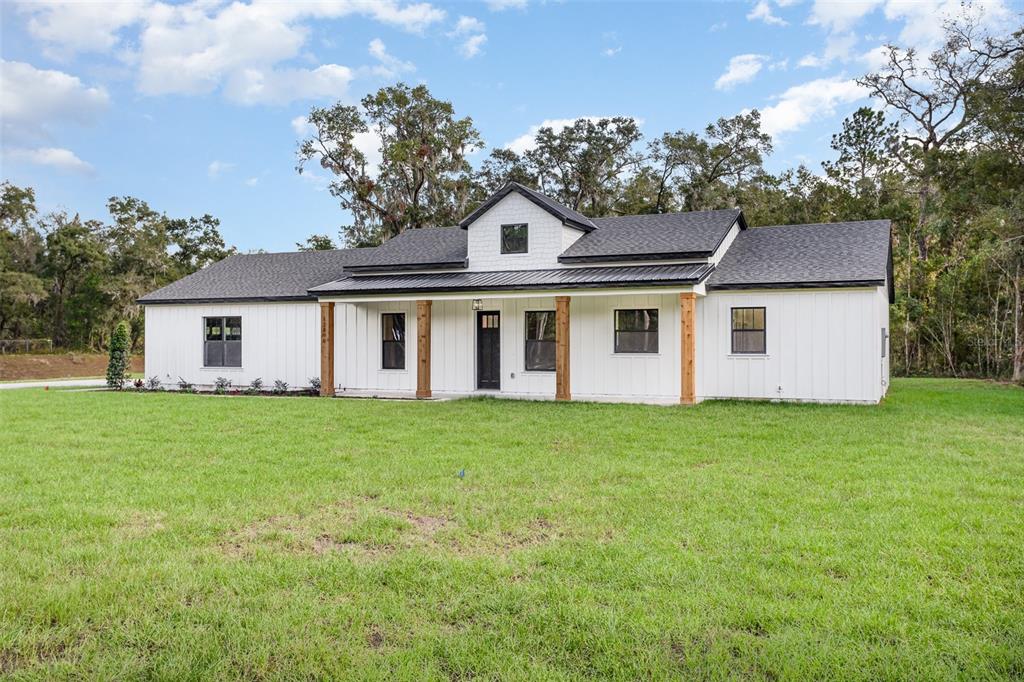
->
316, 287, 702, 405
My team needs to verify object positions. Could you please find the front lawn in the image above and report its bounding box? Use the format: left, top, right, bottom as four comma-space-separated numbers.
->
1, 380, 1022, 680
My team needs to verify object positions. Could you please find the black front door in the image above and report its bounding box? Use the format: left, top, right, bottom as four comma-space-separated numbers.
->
477, 311, 500, 389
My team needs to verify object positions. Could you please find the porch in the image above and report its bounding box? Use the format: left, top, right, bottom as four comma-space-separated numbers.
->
316, 288, 700, 405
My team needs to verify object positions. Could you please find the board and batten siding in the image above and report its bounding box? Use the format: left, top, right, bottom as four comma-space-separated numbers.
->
696, 287, 889, 403
143, 302, 320, 389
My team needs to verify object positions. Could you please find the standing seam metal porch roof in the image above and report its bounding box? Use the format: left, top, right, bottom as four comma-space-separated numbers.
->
310, 263, 713, 296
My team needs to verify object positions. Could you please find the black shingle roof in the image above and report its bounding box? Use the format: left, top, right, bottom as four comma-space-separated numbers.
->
343, 226, 467, 272
138, 249, 359, 304
559, 209, 744, 263
459, 182, 596, 232
708, 219, 892, 296
310, 263, 712, 296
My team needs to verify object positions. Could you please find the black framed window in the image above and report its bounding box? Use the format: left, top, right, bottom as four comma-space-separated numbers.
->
614, 309, 658, 353
204, 316, 242, 367
501, 223, 528, 254
524, 311, 556, 371
731, 307, 766, 354
382, 313, 406, 370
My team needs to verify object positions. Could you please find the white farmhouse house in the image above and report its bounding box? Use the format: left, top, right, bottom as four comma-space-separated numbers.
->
140, 182, 892, 404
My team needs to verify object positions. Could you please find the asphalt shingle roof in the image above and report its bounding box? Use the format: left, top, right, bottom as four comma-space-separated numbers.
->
138, 249, 360, 304
559, 209, 743, 263
459, 182, 597, 232
342, 226, 467, 271
708, 219, 891, 290
310, 263, 712, 296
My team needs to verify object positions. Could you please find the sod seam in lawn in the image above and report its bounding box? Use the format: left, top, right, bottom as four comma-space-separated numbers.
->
1, 379, 1022, 680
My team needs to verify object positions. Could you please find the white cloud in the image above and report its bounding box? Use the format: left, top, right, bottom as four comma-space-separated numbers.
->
244, 177, 259, 187
289, 116, 384, 176
797, 31, 859, 68
603, 46, 622, 57
366, 38, 415, 78
504, 116, 643, 155
715, 54, 768, 91
451, 15, 486, 34
18, 0, 444, 105
709, 21, 728, 32
5, 147, 94, 175
0, 60, 109, 142
758, 77, 868, 137
807, 0, 884, 32
207, 160, 234, 178
747, 0, 788, 26
486, 0, 528, 10
448, 15, 487, 58
884, 0, 1010, 51
19, 0, 149, 59
458, 33, 488, 58
291, 115, 315, 137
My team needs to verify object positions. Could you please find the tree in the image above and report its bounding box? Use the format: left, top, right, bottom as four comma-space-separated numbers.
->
106, 320, 130, 389
166, 214, 234, 275
0, 182, 46, 339
823, 107, 899, 206
858, 8, 1024, 261
297, 234, 338, 251
525, 117, 643, 216
475, 148, 537, 198
297, 83, 483, 245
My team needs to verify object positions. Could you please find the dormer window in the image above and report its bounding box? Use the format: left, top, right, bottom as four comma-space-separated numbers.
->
501, 223, 528, 254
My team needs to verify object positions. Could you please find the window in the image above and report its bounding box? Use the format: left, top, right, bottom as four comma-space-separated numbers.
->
501, 223, 528, 254
524, 311, 556, 371
382, 313, 406, 370
731, 307, 766, 354
614, 309, 658, 353
204, 316, 242, 367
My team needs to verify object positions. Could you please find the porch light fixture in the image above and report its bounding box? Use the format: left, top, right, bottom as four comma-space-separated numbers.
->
472, 299, 483, 311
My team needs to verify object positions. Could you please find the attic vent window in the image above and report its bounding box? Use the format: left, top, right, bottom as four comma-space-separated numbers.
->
501, 223, 528, 254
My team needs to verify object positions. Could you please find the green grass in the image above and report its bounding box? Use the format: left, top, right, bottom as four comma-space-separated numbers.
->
1, 379, 1022, 680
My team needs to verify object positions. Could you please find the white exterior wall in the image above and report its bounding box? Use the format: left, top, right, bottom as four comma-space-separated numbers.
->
696, 287, 889, 403
466, 193, 583, 271
143, 302, 320, 389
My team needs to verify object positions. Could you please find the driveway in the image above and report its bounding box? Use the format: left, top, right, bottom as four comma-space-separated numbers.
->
0, 378, 108, 390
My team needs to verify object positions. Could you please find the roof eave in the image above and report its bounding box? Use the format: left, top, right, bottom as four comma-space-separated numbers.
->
138, 294, 315, 305
311, 278, 708, 297
708, 279, 887, 292
459, 183, 596, 232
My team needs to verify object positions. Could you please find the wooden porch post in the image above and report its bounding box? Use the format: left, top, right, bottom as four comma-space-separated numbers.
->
416, 299, 432, 399
555, 295, 571, 401
319, 301, 335, 397
680, 292, 696, 405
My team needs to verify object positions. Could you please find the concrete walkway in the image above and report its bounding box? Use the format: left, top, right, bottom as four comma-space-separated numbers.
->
0, 378, 108, 390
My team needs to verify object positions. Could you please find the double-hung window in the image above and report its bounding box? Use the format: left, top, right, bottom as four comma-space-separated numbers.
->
382, 313, 406, 370
501, 223, 528, 254
731, 307, 766, 354
204, 316, 242, 367
524, 311, 556, 371
614, 309, 659, 353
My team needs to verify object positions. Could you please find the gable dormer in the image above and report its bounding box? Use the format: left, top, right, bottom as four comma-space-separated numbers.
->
459, 183, 594, 271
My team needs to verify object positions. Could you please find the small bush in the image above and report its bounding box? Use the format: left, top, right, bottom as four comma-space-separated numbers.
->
133, 378, 145, 390
246, 378, 264, 395
146, 376, 162, 391
177, 377, 196, 393
272, 379, 289, 395
106, 321, 131, 389
214, 377, 232, 394
309, 377, 321, 393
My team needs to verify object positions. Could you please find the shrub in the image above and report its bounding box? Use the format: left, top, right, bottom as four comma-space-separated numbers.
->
214, 377, 232, 394
177, 377, 196, 393
145, 376, 162, 391
309, 377, 321, 393
272, 379, 289, 395
246, 378, 264, 395
106, 321, 131, 389
133, 378, 145, 390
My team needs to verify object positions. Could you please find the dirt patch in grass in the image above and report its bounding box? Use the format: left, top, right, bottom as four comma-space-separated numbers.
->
0, 353, 143, 381
118, 510, 167, 538
220, 500, 563, 561
0, 636, 84, 675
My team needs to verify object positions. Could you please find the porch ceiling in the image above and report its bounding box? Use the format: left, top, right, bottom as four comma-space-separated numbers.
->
309, 263, 713, 297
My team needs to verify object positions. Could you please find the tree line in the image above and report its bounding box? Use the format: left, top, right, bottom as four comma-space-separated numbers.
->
1, 8, 1020, 380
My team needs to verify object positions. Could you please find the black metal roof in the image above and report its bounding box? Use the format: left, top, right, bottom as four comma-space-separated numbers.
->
560, 209, 744, 263
708, 219, 892, 299
138, 249, 360, 304
459, 181, 597, 232
310, 263, 713, 296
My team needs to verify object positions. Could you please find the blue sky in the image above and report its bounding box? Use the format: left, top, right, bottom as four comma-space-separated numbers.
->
1, 0, 1017, 252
